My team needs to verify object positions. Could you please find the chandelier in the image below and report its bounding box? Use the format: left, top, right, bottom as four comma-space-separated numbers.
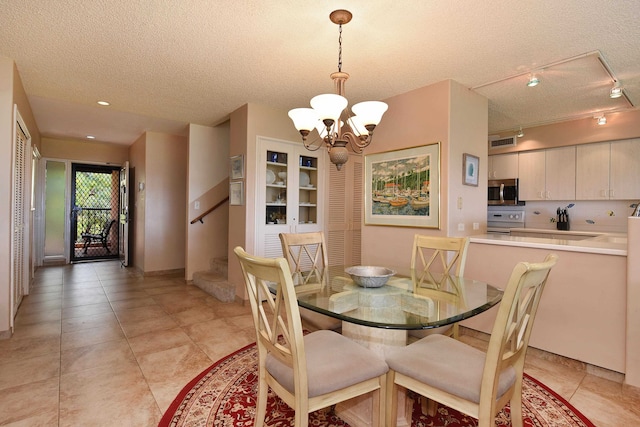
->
288, 10, 388, 170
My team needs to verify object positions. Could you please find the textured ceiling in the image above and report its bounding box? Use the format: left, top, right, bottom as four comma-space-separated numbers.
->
1, 0, 639, 145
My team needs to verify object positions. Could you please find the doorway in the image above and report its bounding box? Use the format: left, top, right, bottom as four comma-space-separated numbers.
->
70, 164, 121, 262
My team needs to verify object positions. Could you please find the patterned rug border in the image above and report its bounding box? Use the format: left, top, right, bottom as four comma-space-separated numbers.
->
159, 341, 596, 427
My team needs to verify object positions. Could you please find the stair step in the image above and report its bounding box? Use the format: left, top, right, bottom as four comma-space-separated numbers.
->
193, 270, 235, 303
209, 256, 228, 278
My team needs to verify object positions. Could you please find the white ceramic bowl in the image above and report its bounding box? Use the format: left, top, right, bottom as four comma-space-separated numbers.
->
345, 266, 396, 288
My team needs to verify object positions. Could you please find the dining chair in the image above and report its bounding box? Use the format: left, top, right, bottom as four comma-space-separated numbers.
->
409, 235, 470, 340
385, 253, 558, 427
279, 231, 342, 331
233, 246, 388, 427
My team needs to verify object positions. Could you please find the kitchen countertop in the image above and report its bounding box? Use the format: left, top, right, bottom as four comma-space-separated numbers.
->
470, 230, 627, 256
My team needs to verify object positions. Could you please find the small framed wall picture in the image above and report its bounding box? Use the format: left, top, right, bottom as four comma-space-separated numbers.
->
463, 153, 479, 186
230, 181, 244, 206
230, 155, 244, 180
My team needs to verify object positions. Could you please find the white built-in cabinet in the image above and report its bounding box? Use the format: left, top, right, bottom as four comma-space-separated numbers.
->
487, 153, 518, 179
255, 136, 325, 258
518, 146, 575, 201
576, 139, 640, 200
326, 154, 363, 267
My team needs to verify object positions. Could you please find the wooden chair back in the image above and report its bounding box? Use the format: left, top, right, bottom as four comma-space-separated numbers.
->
479, 253, 558, 423
409, 236, 470, 340
279, 232, 341, 330
411, 235, 470, 277
234, 246, 388, 427
279, 232, 328, 286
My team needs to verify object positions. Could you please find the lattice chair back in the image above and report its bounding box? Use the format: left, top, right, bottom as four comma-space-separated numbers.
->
279, 232, 328, 287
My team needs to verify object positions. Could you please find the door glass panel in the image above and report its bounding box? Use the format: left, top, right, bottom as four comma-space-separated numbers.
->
71, 164, 120, 261
266, 150, 287, 225
299, 155, 318, 224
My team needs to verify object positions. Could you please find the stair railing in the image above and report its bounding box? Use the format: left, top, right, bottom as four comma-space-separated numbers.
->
190, 196, 230, 224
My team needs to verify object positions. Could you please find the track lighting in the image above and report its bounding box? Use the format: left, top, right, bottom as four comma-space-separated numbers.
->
527, 74, 540, 87
610, 82, 623, 99
516, 127, 524, 138
596, 115, 607, 125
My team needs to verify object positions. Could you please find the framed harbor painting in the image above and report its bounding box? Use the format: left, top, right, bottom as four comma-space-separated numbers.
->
364, 142, 440, 228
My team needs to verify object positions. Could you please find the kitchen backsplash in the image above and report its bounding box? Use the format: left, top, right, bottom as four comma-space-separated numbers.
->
523, 200, 636, 233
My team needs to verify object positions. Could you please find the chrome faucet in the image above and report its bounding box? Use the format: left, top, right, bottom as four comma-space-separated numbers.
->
633, 202, 640, 217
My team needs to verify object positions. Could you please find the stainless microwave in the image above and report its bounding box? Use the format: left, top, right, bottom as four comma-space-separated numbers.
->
488, 178, 520, 206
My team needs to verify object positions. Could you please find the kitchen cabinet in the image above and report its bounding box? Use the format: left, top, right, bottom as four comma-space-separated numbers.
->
487, 153, 518, 179
576, 139, 640, 200
518, 146, 575, 201
575, 142, 609, 199
255, 136, 325, 258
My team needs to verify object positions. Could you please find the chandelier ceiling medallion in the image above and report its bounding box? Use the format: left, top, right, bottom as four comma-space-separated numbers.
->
288, 10, 388, 170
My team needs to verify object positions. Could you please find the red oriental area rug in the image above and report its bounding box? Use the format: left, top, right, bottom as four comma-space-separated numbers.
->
159, 342, 595, 427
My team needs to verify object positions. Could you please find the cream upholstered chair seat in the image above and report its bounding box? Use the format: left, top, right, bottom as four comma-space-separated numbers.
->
386, 254, 558, 427
386, 334, 516, 403
266, 329, 388, 398
234, 246, 388, 427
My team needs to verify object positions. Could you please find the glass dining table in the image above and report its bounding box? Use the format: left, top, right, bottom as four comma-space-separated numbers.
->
277, 264, 504, 331
270, 265, 504, 427
272, 266, 503, 426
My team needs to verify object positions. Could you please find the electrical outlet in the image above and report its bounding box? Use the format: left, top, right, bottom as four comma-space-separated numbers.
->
194, 201, 200, 210
473, 222, 480, 230
458, 223, 465, 231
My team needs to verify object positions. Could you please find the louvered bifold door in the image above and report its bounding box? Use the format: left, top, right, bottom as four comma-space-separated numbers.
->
11, 113, 30, 326
327, 154, 363, 266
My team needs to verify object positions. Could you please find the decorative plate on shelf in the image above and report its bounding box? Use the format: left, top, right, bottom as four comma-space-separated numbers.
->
299, 171, 310, 187
266, 169, 276, 184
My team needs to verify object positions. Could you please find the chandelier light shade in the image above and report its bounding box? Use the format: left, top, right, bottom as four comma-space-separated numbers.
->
288, 9, 388, 170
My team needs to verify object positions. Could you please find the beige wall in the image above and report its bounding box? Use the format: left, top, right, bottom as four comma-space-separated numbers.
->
0, 57, 40, 335
489, 109, 640, 155
40, 137, 129, 164
143, 131, 187, 273
128, 133, 146, 272
463, 243, 627, 373
627, 217, 640, 387
228, 103, 300, 298
0, 56, 15, 334
185, 123, 230, 280
361, 79, 488, 267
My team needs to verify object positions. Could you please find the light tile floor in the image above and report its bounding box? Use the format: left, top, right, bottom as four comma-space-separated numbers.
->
0, 261, 638, 426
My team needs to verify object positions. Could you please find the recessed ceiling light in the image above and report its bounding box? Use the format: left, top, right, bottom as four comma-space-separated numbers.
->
97, 101, 110, 106
86, 135, 96, 139
527, 74, 540, 87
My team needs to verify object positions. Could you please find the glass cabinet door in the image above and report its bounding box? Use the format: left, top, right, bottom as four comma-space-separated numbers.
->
265, 150, 288, 225
298, 154, 318, 225
256, 136, 325, 258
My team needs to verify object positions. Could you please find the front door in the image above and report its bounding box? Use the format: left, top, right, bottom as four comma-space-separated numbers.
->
70, 164, 121, 262
119, 162, 130, 266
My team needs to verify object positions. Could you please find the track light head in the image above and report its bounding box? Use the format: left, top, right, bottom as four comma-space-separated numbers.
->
610, 82, 623, 99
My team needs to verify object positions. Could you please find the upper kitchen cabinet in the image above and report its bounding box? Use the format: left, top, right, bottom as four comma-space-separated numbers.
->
577, 139, 640, 200
487, 153, 518, 179
519, 146, 575, 201
255, 136, 325, 258
610, 139, 640, 199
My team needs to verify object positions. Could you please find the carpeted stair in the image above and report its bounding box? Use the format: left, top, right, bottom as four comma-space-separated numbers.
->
193, 256, 236, 303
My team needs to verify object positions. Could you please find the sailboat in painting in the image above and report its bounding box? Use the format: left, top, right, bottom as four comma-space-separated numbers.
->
410, 157, 429, 210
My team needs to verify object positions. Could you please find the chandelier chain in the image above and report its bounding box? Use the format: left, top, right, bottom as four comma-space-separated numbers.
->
338, 24, 343, 72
